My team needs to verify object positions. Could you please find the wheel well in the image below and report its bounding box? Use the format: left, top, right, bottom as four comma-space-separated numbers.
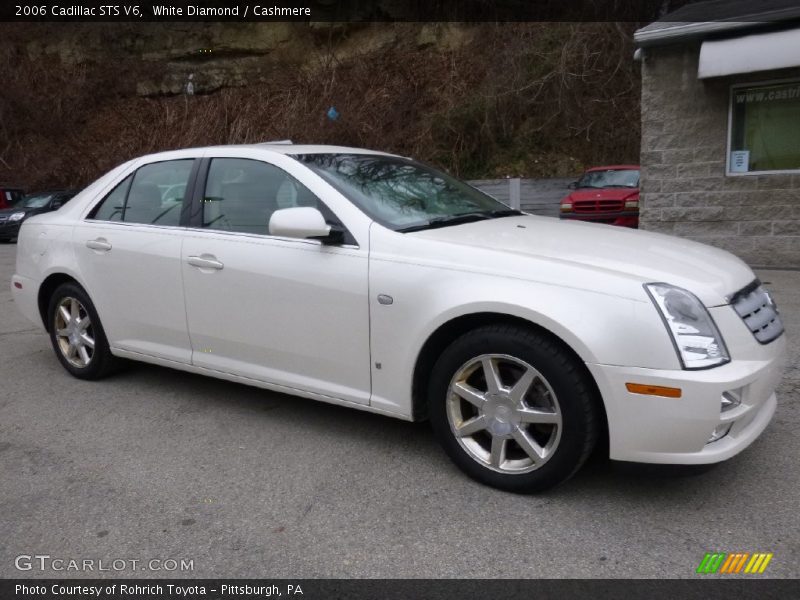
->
37, 273, 80, 332
411, 312, 609, 452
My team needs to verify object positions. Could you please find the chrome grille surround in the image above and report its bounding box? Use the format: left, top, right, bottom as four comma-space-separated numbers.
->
729, 280, 784, 344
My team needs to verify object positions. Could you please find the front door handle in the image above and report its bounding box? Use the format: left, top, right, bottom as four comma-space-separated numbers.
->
187, 255, 224, 270
86, 238, 112, 251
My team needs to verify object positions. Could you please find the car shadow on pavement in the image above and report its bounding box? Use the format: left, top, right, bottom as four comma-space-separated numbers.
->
105, 360, 751, 500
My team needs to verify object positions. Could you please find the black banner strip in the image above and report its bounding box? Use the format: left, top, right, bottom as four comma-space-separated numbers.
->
2, 579, 799, 600
3, 0, 800, 23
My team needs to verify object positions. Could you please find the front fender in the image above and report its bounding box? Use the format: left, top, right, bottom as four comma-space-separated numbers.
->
367, 256, 679, 418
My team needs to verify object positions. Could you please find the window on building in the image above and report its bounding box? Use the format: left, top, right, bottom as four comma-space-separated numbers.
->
729, 80, 800, 174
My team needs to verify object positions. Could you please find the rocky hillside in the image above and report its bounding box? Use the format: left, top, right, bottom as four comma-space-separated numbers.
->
0, 22, 641, 190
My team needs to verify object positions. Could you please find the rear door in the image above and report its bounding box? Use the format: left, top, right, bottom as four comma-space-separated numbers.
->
76, 158, 199, 363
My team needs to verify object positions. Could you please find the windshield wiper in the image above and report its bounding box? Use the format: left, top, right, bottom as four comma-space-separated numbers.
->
396, 209, 522, 233
487, 209, 523, 217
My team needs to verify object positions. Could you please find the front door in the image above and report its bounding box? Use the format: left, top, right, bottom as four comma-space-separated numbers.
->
181, 157, 371, 405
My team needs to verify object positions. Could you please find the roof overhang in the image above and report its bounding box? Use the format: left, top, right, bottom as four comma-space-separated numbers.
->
634, 1, 800, 48
634, 21, 753, 47
698, 27, 800, 78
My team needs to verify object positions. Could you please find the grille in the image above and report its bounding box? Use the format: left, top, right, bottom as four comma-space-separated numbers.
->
573, 199, 624, 213
729, 280, 784, 344
0, 215, 7, 222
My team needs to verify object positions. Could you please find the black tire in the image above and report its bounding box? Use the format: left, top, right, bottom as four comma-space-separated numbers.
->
47, 282, 119, 380
428, 324, 600, 493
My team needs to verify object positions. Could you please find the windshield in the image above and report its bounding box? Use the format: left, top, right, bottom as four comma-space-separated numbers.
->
19, 193, 55, 208
577, 169, 639, 189
293, 154, 514, 231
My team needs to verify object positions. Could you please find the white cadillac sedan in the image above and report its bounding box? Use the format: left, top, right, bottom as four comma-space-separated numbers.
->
11, 144, 786, 492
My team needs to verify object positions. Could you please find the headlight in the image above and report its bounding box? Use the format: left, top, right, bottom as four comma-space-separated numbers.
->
645, 283, 730, 370
9, 212, 26, 222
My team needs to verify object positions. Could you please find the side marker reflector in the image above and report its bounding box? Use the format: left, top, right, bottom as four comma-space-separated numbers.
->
626, 383, 682, 398
14, 281, 22, 289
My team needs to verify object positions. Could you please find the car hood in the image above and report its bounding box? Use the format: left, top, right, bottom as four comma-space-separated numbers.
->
566, 188, 639, 201
411, 216, 754, 306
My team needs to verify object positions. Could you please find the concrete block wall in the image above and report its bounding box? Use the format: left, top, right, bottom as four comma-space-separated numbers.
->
639, 43, 800, 267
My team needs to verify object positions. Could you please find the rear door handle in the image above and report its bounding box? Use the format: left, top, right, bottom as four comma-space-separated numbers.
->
187, 255, 224, 270
86, 238, 112, 251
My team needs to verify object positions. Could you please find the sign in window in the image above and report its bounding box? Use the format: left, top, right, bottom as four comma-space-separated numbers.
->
729, 80, 800, 174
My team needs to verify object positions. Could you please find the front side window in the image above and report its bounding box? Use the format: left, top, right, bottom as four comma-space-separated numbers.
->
202, 158, 326, 235
293, 154, 514, 231
90, 160, 194, 225
729, 80, 800, 174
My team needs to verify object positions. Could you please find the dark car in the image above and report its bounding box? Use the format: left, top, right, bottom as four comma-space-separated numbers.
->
559, 165, 640, 228
0, 186, 25, 210
0, 190, 77, 242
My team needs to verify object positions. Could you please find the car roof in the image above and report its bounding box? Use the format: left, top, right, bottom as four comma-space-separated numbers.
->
137, 143, 398, 162
585, 165, 640, 172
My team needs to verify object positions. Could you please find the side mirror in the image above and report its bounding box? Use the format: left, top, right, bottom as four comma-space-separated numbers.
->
567, 181, 578, 190
269, 207, 342, 244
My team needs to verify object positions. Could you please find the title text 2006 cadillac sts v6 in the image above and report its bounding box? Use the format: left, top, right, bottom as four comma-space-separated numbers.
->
11, 144, 786, 491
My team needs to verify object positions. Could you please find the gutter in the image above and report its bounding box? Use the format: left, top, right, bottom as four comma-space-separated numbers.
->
634, 6, 800, 47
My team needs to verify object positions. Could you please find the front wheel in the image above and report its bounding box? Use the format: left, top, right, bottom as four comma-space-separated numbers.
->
428, 325, 600, 493
47, 282, 119, 379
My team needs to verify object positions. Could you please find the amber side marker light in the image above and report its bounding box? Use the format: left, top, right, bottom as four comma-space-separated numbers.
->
626, 382, 682, 398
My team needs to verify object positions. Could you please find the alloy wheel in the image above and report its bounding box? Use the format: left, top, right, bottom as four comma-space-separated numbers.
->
54, 296, 95, 368
446, 353, 562, 474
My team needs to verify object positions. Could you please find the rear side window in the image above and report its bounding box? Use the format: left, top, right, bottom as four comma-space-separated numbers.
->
90, 160, 194, 225
91, 176, 132, 221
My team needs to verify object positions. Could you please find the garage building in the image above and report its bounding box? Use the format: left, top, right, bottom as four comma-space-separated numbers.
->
634, 0, 800, 268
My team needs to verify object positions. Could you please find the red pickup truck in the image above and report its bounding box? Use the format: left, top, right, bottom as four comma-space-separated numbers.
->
559, 165, 640, 228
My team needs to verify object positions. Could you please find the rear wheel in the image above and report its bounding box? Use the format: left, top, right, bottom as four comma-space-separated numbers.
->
48, 282, 119, 379
428, 325, 599, 492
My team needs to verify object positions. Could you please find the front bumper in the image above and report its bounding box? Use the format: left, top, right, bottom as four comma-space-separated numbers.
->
587, 333, 785, 464
0, 219, 22, 239
560, 210, 639, 228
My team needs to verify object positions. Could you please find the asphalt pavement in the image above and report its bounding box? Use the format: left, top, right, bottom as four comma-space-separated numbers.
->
0, 242, 798, 578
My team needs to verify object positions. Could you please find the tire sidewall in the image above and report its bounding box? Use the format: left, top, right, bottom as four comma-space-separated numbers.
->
47, 283, 112, 379
428, 327, 596, 492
